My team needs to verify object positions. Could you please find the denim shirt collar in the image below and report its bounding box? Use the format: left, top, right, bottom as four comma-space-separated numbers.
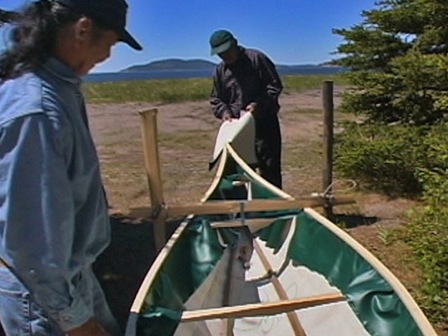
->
41, 57, 81, 86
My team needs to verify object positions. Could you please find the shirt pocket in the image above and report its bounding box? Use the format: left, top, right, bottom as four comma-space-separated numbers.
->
0, 266, 27, 296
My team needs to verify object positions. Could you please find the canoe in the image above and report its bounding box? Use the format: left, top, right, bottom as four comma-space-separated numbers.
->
125, 142, 436, 336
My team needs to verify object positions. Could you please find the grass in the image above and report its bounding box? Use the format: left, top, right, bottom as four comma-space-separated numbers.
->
158, 131, 215, 150
281, 74, 349, 93
83, 74, 349, 104
83, 78, 212, 104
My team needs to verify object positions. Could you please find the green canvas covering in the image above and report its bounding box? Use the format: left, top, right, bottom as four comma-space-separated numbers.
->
287, 212, 423, 336
131, 153, 427, 336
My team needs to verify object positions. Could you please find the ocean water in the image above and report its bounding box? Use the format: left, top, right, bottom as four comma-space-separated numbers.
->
83, 66, 345, 83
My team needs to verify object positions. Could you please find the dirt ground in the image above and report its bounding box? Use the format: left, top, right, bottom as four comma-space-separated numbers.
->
86, 88, 446, 335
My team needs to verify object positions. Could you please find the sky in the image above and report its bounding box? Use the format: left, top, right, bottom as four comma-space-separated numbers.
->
0, 0, 377, 73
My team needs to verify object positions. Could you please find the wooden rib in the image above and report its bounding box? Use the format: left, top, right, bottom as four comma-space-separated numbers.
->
129, 197, 355, 219
180, 294, 344, 323
225, 319, 235, 336
254, 241, 307, 336
223, 245, 236, 336
304, 208, 438, 336
139, 109, 166, 252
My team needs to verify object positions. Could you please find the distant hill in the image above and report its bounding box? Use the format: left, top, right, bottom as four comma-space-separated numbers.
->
122, 59, 218, 72
276, 64, 323, 70
121, 58, 332, 73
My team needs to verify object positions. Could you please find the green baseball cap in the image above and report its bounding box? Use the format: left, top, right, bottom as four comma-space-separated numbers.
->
209, 30, 235, 55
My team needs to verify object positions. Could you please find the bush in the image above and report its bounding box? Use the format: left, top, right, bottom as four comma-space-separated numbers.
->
404, 166, 448, 324
336, 122, 448, 325
334, 123, 428, 197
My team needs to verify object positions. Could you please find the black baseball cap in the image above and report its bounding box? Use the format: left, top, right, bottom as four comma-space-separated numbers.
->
56, 0, 142, 51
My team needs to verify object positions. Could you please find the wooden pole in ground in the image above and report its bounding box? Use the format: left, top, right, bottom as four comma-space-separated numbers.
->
139, 108, 167, 252
322, 81, 334, 218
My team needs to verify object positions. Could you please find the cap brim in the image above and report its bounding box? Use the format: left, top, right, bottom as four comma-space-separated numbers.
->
120, 29, 143, 51
211, 40, 232, 55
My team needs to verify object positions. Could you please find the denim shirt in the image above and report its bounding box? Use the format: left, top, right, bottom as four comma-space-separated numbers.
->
0, 58, 110, 331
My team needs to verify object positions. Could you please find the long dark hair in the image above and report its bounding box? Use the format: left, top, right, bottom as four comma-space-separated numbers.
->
0, 1, 81, 81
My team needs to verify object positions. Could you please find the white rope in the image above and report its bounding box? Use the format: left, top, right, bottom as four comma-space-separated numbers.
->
310, 179, 357, 198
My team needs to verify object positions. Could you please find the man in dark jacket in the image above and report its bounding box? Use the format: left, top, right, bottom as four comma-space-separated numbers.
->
209, 29, 283, 188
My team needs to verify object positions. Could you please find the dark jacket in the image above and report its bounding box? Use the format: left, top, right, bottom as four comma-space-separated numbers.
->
210, 47, 283, 120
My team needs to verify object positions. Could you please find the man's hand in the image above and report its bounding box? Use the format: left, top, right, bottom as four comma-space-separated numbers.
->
222, 111, 233, 121
245, 102, 257, 115
66, 319, 111, 336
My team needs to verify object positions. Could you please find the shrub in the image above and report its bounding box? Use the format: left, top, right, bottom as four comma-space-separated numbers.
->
404, 166, 448, 324
334, 123, 428, 197
336, 122, 448, 325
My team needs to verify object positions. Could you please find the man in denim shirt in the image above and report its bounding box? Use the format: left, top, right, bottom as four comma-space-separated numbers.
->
0, 0, 142, 335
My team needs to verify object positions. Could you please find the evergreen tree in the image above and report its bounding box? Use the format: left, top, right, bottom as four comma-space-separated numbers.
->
0, 9, 18, 26
333, 0, 448, 125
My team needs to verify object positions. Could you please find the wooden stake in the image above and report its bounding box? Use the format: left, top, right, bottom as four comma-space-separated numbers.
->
139, 108, 166, 252
322, 81, 334, 218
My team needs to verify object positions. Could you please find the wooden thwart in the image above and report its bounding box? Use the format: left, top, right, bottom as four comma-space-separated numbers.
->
180, 293, 345, 323
130, 197, 355, 219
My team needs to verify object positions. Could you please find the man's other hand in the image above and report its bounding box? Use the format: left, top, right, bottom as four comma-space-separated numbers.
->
245, 102, 257, 115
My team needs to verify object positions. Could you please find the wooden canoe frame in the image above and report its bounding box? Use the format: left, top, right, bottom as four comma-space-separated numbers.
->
128, 108, 437, 336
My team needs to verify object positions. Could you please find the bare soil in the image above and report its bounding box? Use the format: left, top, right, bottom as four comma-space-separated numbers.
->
87, 89, 447, 335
